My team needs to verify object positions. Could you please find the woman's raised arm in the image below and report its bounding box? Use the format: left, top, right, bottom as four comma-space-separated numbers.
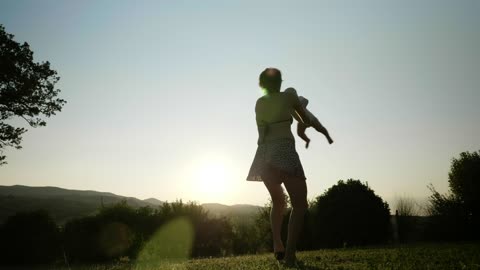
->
287, 89, 311, 126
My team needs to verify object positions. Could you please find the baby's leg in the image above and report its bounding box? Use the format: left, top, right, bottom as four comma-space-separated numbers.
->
311, 118, 334, 144
297, 123, 310, 148
311, 118, 323, 133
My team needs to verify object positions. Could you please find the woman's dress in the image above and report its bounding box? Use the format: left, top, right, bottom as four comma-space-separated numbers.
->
246, 117, 306, 182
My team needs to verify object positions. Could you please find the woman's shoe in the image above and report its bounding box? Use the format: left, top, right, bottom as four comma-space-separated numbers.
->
274, 251, 285, 260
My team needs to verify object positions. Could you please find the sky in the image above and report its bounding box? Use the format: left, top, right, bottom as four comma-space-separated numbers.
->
0, 0, 479, 210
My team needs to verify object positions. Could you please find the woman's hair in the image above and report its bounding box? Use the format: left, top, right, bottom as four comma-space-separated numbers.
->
259, 68, 282, 93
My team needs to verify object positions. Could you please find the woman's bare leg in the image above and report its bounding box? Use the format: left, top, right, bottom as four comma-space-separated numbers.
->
262, 173, 286, 253
283, 177, 308, 263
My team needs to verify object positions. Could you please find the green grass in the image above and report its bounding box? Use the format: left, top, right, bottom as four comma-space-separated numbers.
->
15, 242, 480, 270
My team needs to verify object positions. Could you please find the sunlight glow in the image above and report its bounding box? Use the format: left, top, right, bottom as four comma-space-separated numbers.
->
189, 155, 235, 203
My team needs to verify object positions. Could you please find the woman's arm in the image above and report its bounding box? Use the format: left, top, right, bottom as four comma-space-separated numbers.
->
287, 90, 311, 126
255, 97, 264, 126
255, 98, 268, 144
293, 106, 310, 126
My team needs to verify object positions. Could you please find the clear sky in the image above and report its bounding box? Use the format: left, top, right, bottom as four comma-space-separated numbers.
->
0, 0, 479, 210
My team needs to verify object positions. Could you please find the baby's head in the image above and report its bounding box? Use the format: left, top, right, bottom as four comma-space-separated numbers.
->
284, 87, 297, 95
285, 87, 308, 107
259, 68, 282, 94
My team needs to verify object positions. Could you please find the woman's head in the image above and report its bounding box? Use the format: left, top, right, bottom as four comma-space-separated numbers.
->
259, 68, 282, 94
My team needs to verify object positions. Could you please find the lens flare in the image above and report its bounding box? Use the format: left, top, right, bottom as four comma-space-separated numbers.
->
136, 217, 194, 267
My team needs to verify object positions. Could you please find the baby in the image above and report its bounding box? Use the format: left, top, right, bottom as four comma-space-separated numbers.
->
285, 87, 334, 148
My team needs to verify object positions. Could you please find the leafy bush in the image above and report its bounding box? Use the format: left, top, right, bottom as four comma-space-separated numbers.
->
309, 179, 391, 248
0, 210, 60, 265
231, 220, 262, 254
63, 200, 235, 263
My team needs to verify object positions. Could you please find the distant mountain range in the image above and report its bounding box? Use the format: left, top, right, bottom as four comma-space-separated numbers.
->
0, 185, 262, 225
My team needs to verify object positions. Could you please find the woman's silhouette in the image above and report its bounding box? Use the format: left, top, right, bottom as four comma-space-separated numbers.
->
247, 68, 328, 266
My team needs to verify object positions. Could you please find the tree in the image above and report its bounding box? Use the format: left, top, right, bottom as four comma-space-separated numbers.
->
309, 179, 391, 248
448, 150, 480, 218
0, 210, 60, 265
64, 201, 153, 262
0, 24, 66, 165
63, 200, 236, 263
425, 184, 469, 241
395, 195, 419, 217
231, 220, 262, 254
158, 200, 234, 257
426, 150, 480, 240
394, 195, 423, 243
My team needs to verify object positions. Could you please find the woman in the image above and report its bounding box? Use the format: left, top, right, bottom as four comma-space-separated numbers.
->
247, 68, 321, 266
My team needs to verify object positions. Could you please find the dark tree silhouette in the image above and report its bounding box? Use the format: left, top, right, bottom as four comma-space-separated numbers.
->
426, 150, 480, 240
309, 179, 391, 248
448, 151, 480, 219
0, 24, 66, 165
426, 185, 468, 241
63, 201, 160, 262
232, 220, 262, 254
394, 196, 422, 243
63, 200, 235, 263
0, 210, 60, 265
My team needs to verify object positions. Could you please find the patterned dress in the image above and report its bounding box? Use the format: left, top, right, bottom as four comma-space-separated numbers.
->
246, 118, 306, 182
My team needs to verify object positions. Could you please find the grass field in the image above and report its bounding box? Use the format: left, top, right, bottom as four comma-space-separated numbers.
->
12, 242, 480, 270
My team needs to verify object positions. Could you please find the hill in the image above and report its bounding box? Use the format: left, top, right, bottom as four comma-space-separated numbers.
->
202, 203, 262, 224
0, 185, 157, 224
0, 185, 261, 225
143, 198, 163, 205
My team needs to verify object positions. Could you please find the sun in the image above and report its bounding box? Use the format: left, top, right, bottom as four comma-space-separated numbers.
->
190, 157, 234, 203
198, 163, 228, 191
